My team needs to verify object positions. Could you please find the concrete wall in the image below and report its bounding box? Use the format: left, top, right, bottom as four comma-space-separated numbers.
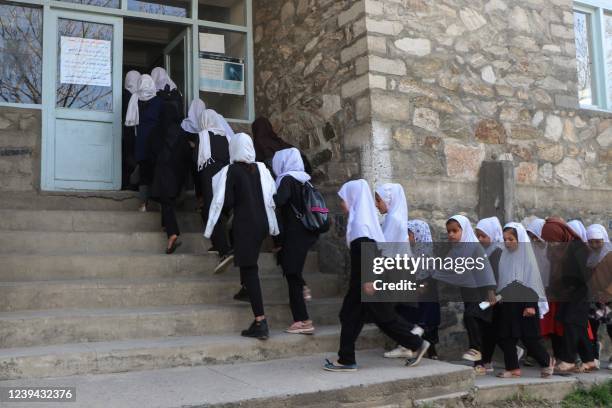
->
0, 107, 41, 192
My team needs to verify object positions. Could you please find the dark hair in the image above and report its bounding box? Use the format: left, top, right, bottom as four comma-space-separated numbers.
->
446, 219, 462, 228
503, 227, 518, 239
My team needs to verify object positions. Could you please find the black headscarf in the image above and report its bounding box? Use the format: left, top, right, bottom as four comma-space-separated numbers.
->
251, 117, 293, 162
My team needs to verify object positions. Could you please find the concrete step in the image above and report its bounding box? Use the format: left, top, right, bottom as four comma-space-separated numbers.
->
0, 231, 208, 254
473, 366, 612, 405
0, 326, 385, 380
0, 191, 198, 211
0, 274, 340, 312
0, 299, 344, 348
0, 350, 474, 406
414, 391, 471, 408
0, 209, 203, 233
0, 252, 319, 281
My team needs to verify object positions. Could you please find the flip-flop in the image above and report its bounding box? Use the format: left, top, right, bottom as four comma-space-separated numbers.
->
166, 240, 182, 255
496, 371, 521, 378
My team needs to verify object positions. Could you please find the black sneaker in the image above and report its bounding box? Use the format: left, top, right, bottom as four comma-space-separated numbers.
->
241, 319, 269, 340
233, 285, 250, 302
214, 253, 234, 274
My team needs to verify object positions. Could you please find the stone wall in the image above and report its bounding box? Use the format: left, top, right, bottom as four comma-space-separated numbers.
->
253, 0, 372, 275
0, 107, 41, 192
359, 0, 611, 234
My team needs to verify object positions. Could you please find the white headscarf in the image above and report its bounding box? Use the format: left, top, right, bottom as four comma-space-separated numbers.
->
124, 74, 157, 127
151, 67, 177, 91
586, 224, 612, 268
338, 179, 385, 247
181, 98, 205, 134
197, 109, 232, 171
526, 218, 546, 242
218, 113, 236, 140
449, 215, 479, 243
124, 70, 141, 94
407, 219, 433, 279
527, 218, 550, 288
432, 215, 496, 288
568, 220, 588, 243
272, 148, 311, 188
204, 133, 278, 239
476, 216, 504, 256
499, 222, 548, 317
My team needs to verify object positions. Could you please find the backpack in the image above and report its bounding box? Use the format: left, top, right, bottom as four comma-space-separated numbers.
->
290, 182, 330, 234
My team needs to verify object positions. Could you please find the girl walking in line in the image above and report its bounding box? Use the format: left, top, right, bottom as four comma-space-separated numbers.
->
541, 217, 597, 374
122, 70, 140, 190
433, 215, 497, 365
124, 74, 163, 212
324, 179, 429, 372
205, 133, 279, 340
495, 223, 555, 379
473, 216, 505, 375
272, 148, 319, 334
387, 220, 441, 361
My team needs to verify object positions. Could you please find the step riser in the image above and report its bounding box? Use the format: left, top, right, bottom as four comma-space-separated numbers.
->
208, 369, 474, 408
0, 232, 207, 254
0, 302, 342, 348
0, 253, 319, 281
0, 210, 203, 233
0, 330, 384, 380
0, 277, 339, 312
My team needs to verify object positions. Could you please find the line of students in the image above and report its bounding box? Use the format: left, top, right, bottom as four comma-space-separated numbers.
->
323, 179, 611, 377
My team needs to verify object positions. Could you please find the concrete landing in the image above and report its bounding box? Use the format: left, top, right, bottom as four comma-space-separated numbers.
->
0, 350, 474, 408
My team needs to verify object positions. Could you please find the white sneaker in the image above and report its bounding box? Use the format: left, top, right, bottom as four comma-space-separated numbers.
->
411, 325, 424, 337
384, 345, 414, 359
516, 346, 525, 362
462, 349, 482, 362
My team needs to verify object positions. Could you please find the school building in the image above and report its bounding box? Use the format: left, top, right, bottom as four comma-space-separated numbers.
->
0, 0, 610, 397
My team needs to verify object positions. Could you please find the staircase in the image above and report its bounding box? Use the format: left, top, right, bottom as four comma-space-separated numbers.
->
0, 194, 383, 381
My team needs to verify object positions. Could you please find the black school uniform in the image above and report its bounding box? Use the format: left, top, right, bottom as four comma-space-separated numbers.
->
496, 282, 551, 370
223, 162, 270, 317
201, 132, 231, 254
479, 247, 502, 365
150, 108, 190, 238
338, 237, 423, 366
274, 176, 319, 322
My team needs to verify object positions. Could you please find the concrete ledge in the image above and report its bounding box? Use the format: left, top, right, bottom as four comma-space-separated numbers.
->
0, 327, 384, 381
0, 350, 474, 407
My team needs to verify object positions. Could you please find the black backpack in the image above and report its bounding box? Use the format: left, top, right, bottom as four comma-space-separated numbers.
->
291, 182, 330, 234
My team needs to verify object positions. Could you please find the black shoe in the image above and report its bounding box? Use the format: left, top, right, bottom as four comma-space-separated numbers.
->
214, 253, 234, 274
241, 319, 269, 340
207, 246, 219, 254
233, 286, 250, 302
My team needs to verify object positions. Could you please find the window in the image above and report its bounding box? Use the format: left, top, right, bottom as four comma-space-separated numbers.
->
573, 1, 612, 110
199, 0, 245, 26
574, 10, 596, 106
0, 2, 43, 104
128, 0, 190, 18
198, 27, 248, 120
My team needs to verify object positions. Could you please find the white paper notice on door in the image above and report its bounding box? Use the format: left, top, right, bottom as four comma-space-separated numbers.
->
60, 36, 112, 87
199, 33, 225, 54
199, 57, 244, 95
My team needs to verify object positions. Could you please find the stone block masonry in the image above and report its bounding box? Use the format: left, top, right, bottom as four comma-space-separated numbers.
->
0, 107, 41, 192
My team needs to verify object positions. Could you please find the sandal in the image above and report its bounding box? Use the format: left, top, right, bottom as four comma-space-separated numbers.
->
496, 370, 521, 378
474, 365, 487, 376
165, 236, 182, 255
555, 361, 576, 376
541, 357, 555, 378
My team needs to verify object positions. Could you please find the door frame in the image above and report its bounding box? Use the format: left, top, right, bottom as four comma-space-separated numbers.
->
163, 27, 191, 115
41, 8, 123, 191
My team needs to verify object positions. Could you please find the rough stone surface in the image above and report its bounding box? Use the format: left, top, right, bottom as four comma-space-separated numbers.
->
444, 142, 486, 180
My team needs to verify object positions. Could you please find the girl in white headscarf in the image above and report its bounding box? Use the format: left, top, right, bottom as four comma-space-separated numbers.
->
151, 67, 177, 91
476, 217, 504, 257
527, 218, 551, 290
122, 70, 141, 190
193, 108, 233, 258
585, 224, 612, 369
124, 74, 163, 212
324, 180, 429, 372
374, 183, 412, 258
495, 222, 554, 379
434, 215, 497, 368
204, 133, 278, 340
568, 219, 589, 243
271, 148, 318, 335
